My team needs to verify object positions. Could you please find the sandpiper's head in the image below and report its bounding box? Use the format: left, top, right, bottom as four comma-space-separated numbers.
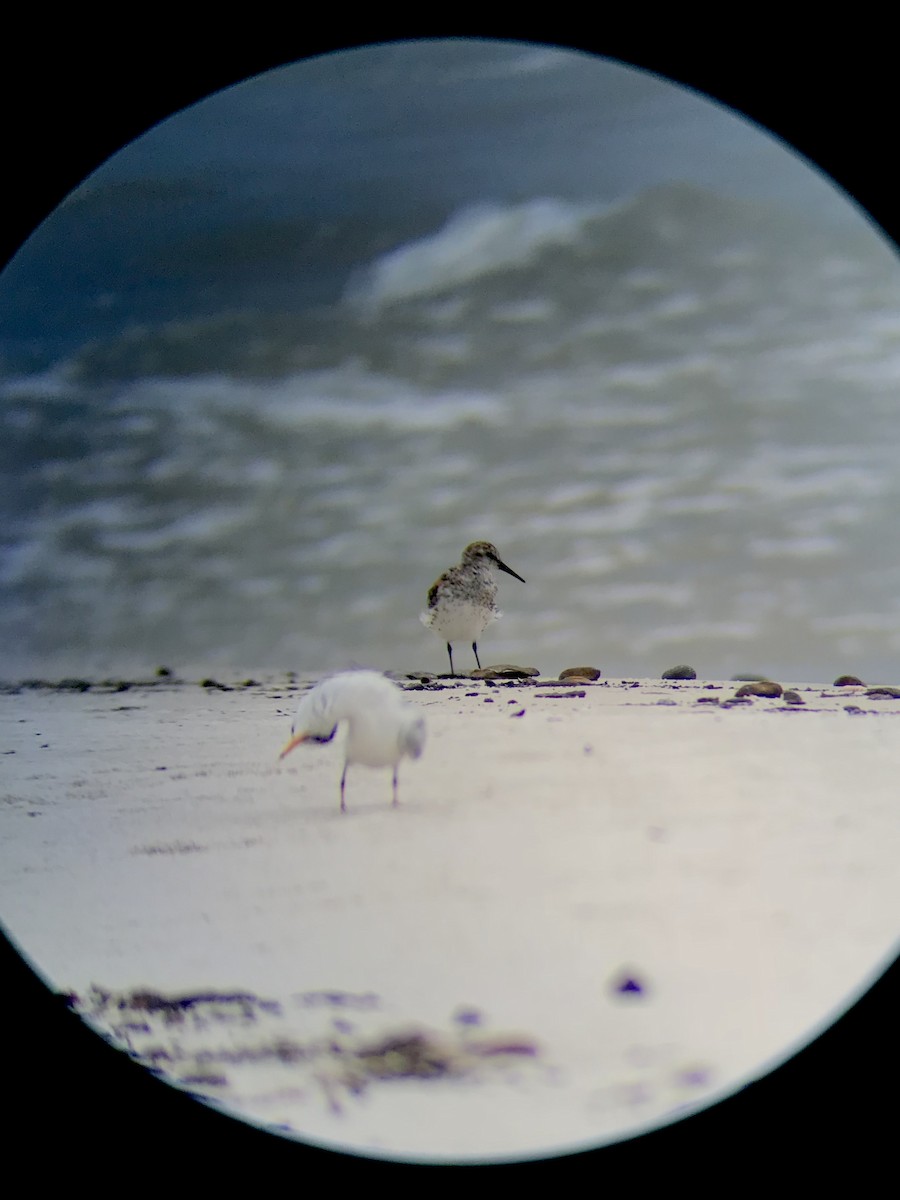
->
461, 541, 525, 583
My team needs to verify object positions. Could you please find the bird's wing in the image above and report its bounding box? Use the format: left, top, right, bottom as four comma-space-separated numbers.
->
426, 571, 449, 609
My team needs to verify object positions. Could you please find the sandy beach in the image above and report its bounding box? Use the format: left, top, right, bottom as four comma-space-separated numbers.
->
1, 667, 898, 1164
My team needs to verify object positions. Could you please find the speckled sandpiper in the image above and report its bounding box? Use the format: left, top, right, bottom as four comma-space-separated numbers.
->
420, 541, 525, 675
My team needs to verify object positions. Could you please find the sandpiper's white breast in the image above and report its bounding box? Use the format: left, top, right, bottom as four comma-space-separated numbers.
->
422, 596, 500, 642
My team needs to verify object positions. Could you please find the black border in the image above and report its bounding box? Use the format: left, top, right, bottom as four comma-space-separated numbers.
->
2, 24, 898, 1184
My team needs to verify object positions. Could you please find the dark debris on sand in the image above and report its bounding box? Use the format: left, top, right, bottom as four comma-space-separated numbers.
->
68, 985, 544, 1118
610, 969, 649, 999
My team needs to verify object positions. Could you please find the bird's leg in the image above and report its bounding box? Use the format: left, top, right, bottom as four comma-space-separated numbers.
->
446, 642, 454, 675
392, 767, 399, 808
340, 765, 348, 814
473, 642, 482, 669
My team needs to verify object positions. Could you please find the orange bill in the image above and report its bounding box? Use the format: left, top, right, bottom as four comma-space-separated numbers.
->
278, 732, 308, 760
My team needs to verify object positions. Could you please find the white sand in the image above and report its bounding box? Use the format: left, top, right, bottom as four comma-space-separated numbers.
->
0, 672, 897, 1163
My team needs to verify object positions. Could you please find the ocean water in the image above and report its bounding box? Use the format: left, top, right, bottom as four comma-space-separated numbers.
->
2, 40, 900, 683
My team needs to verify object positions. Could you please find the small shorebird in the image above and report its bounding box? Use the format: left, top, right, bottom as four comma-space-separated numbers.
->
278, 671, 426, 813
421, 541, 526, 675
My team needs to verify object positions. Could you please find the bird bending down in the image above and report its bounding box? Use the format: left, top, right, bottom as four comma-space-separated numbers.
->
420, 541, 525, 675
278, 670, 426, 813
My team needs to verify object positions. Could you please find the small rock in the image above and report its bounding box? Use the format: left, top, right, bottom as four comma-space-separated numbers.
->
453, 1007, 483, 1027
734, 681, 783, 698
155, 666, 173, 677
662, 665, 696, 680
782, 690, 805, 705
675, 1066, 712, 1089
559, 666, 602, 681
610, 971, 648, 998
864, 686, 900, 699
199, 678, 233, 691
834, 675, 865, 687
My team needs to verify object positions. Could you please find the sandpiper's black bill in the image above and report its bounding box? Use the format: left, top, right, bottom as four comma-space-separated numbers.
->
496, 559, 526, 583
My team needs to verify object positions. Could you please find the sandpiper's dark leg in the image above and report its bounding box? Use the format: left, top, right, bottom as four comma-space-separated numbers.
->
392, 768, 399, 807
446, 642, 454, 675
340, 765, 348, 814
473, 642, 482, 669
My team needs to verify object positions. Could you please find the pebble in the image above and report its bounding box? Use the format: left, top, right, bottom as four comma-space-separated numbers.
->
559, 666, 602, 681
453, 1007, 483, 1027
611, 971, 648, 998
865, 686, 900, 699
661, 665, 696, 680
734, 681, 783, 698
56, 678, 93, 692
782, 690, 805, 705
834, 675, 865, 687
199, 678, 233, 691
674, 1066, 712, 1089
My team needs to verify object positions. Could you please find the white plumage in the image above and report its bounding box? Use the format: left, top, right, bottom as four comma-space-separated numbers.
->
278, 670, 426, 813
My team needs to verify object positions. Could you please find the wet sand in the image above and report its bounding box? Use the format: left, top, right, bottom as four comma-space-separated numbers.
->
1, 670, 898, 1163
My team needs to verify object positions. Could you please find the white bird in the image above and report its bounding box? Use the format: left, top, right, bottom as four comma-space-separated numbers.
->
278, 670, 426, 813
421, 541, 526, 675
